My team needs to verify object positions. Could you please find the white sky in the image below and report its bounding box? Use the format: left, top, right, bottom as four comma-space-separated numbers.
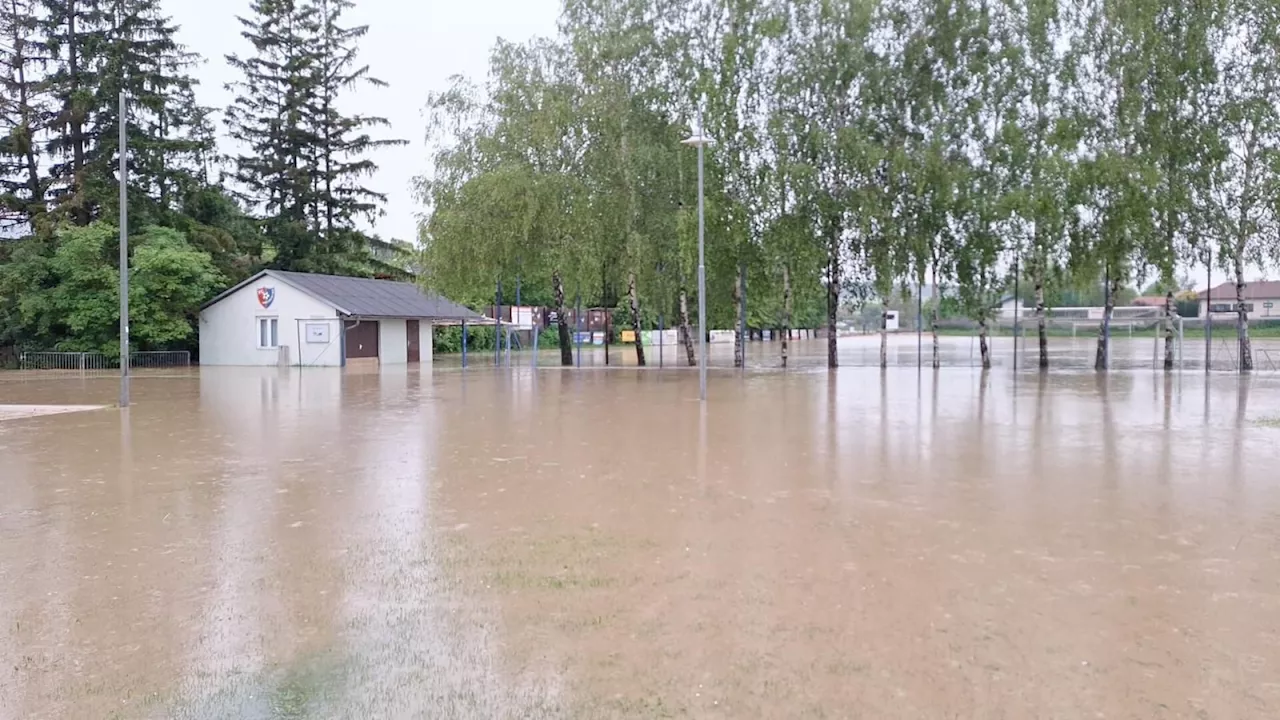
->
167, 0, 562, 244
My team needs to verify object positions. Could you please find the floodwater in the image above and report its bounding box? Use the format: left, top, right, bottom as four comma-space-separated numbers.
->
455, 330, 1280, 372
3, 338, 1280, 719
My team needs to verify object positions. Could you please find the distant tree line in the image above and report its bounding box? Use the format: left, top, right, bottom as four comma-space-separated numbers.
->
0, 0, 404, 358
419, 0, 1280, 373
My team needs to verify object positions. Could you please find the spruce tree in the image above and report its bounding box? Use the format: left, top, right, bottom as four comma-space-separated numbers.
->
225, 0, 322, 271
0, 0, 51, 227
38, 0, 108, 224
87, 0, 212, 225
305, 0, 405, 270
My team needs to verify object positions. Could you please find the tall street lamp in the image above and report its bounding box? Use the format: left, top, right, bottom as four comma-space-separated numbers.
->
682, 117, 714, 401
119, 91, 131, 408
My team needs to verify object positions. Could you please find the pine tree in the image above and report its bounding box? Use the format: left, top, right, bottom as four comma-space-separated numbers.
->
0, 0, 51, 227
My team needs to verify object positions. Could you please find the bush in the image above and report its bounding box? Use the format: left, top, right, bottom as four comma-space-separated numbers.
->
536, 327, 561, 348
433, 325, 563, 353
433, 325, 499, 354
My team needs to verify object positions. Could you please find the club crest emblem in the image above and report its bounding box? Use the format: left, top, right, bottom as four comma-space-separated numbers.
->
257, 287, 275, 308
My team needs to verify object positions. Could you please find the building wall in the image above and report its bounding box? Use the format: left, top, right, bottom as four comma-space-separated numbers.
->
419, 322, 434, 363
200, 279, 342, 366
379, 318, 408, 365
1200, 298, 1280, 319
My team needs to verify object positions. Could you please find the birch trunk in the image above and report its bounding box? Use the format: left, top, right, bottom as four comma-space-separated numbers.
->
781, 264, 791, 368
628, 271, 645, 367
1163, 290, 1175, 371
1095, 272, 1117, 371
826, 218, 840, 369
679, 286, 696, 366
553, 270, 572, 366
1232, 132, 1257, 373
1235, 257, 1253, 372
1035, 268, 1048, 370
826, 261, 839, 369
733, 265, 744, 368
930, 262, 940, 369
880, 308, 888, 368
979, 317, 991, 369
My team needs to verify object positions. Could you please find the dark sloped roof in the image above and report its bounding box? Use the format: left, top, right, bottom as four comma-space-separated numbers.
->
204, 270, 485, 321
272, 271, 484, 320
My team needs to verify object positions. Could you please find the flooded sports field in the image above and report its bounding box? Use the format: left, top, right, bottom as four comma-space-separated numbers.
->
3, 338, 1280, 718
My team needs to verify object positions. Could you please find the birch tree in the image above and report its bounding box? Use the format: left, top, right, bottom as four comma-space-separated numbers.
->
1207, 0, 1280, 372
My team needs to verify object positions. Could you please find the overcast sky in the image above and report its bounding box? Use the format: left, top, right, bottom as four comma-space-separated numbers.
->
167, 0, 562, 244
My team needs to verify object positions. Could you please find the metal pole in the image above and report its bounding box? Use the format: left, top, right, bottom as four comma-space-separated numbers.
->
739, 262, 747, 367
1013, 254, 1020, 373
575, 291, 583, 368
118, 91, 130, 408
1179, 317, 1184, 372
504, 272, 514, 366
462, 321, 468, 368
495, 280, 502, 367
697, 140, 707, 401
917, 280, 922, 370
1205, 246, 1212, 373
531, 315, 539, 368
659, 313, 664, 368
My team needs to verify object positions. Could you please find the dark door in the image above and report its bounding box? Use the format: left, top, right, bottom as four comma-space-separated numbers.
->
406, 320, 421, 363
345, 320, 380, 359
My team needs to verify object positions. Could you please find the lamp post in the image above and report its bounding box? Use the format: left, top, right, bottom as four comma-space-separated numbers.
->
119, 91, 130, 408
682, 116, 713, 401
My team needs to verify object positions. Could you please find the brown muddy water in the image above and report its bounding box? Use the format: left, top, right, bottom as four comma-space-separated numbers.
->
2, 338, 1280, 719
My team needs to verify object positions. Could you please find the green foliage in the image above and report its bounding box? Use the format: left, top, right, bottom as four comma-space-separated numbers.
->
2, 0, 407, 354
537, 326, 562, 349
0, 223, 221, 355
432, 325, 498, 354
6, 0, 1280, 367
130, 226, 225, 348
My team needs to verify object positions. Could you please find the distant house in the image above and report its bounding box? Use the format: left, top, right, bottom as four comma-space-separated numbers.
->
996, 294, 1025, 320
1196, 281, 1280, 319
0, 215, 31, 242
199, 270, 482, 367
1131, 296, 1169, 308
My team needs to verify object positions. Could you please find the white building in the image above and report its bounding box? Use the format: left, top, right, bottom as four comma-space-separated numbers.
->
1197, 280, 1280, 319
996, 294, 1026, 320
199, 270, 481, 367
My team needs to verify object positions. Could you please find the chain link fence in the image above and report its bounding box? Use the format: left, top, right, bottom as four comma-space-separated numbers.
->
18, 351, 191, 373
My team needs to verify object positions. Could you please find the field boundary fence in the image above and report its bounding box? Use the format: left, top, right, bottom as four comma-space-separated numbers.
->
989, 309, 1185, 371
1208, 338, 1280, 372
18, 350, 192, 374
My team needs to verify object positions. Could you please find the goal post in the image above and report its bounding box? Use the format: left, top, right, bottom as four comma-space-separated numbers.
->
991, 306, 1184, 370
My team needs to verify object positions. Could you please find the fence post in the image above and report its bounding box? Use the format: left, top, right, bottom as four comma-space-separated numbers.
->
79, 353, 85, 373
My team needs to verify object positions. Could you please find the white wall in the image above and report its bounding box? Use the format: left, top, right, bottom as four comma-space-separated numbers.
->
199, 276, 342, 367
1201, 298, 1280, 318
379, 318, 408, 365
419, 322, 434, 363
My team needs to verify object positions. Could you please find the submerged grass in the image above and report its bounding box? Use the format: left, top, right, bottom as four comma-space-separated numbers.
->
169, 653, 345, 720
